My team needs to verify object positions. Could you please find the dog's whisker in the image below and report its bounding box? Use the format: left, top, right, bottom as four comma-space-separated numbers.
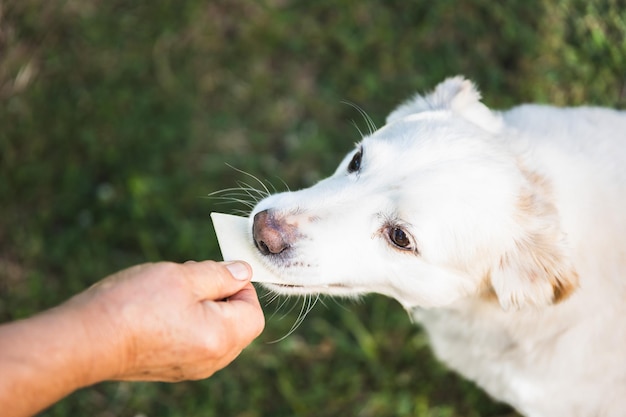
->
258, 292, 285, 321
265, 296, 288, 321
351, 119, 366, 139
276, 176, 291, 192
297, 294, 320, 328
292, 294, 318, 329
209, 165, 289, 219
208, 192, 255, 202
355, 103, 377, 135
210, 187, 265, 203
275, 294, 300, 320
268, 294, 320, 344
207, 191, 257, 206
231, 208, 250, 217
261, 288, 284, 306
268, 177, 289, 194
342, 100, 377, 136
225, 163, 272, 198
209, 171, 273, 214
220, 194, 259, 208
315, 295, 330, 309
234, 181, 271, 199
209, 196, 257, 210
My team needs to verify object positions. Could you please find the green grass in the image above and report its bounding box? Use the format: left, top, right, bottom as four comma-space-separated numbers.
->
1, 0, 624, 416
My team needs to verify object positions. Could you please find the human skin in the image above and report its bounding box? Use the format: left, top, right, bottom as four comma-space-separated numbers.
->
0, 260, 265, 417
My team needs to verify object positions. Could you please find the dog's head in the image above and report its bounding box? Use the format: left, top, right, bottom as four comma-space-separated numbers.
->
250, 77, 578, 310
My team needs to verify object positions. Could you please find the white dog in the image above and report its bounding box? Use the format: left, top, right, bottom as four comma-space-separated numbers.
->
249, 77, 626, 417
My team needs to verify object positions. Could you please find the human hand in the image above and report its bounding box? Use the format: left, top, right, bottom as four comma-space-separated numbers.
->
64, 260, 265, 383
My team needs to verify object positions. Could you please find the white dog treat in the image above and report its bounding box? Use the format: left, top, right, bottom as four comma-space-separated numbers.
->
211, 212, 281, 284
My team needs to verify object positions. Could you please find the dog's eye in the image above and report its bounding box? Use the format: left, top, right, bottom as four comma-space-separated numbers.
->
389, 227, 412, 250
347, 148, 363, 174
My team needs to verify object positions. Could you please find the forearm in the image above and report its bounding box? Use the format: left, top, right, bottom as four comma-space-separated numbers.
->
0, 260, 264, 416
0, 304, 121, 417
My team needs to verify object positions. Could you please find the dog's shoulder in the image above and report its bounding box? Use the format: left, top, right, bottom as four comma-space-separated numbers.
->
502, 103, 626, 169
503, 103, 626, 129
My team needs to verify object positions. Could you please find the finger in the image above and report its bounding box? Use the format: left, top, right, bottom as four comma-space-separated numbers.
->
182, 260, 252, 301
227, 282, 262, 306
211, 284, 265, 339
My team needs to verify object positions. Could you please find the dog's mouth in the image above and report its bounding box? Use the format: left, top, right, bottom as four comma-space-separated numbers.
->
267, 283, 348, 289
259, 281, 365, 297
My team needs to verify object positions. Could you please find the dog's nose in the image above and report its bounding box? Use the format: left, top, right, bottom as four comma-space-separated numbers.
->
252, 209, 291, 255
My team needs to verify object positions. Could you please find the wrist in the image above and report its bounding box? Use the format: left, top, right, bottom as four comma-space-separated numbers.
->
0, 303, 126, 417
57, 292, 129, 385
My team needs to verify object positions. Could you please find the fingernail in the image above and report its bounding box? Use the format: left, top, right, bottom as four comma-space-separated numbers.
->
225, 261, 251, 281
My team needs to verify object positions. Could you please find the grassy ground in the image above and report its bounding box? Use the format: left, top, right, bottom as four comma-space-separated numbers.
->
1, 0, 624, 416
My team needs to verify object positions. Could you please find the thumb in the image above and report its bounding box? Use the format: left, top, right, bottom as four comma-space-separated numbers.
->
185, 261, 252, 301
222, 261, 253, 281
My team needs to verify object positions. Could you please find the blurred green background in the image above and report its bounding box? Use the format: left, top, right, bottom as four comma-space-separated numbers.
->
1, 0, 624, 416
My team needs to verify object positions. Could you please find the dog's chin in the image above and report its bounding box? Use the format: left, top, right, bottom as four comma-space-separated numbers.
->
260, 282, 365, 297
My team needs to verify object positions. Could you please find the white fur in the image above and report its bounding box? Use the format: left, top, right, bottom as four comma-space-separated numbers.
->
249, 76, 626, 417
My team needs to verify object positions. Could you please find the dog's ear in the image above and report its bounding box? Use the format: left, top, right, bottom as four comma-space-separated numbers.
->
489, 173, 579, 310
386, 76, 503, 133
